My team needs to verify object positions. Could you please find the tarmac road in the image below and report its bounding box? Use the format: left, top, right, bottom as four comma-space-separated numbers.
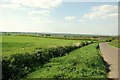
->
99, 43, 119, 79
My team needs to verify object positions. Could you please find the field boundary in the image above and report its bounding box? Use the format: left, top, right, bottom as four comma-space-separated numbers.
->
107, 43, 120, 50
2, 41, 93, 80
27, 43, 107, 78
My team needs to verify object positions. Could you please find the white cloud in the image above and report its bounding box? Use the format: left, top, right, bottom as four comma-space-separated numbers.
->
30, 17, 54, 25
65, 16, 75, 21
78, 19, 84, 22
28, 10, 50, 17
0, 0, 62, 9
0, 0, 62, 27
12, 0, 61, 9
84, 5, 118, 19
91, 5, 117, 12
0, 3, 21, 9
28, 10, 53, 25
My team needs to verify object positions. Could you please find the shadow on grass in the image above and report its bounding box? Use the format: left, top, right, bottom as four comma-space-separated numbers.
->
2, 45, 81, 80
2, 41, 93, 80
100, 57, 111, 77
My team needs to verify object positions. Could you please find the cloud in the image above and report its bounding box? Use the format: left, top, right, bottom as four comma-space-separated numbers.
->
65, 16, 75, 21
28, 10, 54, 25
28, 10, 50, 17
0, 3, 21, 9
78, 19, 84, 22
84, 5, 118, 19
0, 0, 62, 9
12, 0, 62, 9
29, 16, 54, 25
91, 5, 117, 12
0, 0, 62, 26
28, 10, 52, 25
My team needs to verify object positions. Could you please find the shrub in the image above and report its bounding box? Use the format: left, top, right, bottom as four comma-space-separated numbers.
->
2, 41, 93, 79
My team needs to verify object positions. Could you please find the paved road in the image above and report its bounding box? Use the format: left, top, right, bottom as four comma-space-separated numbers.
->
99, 43, 119, 78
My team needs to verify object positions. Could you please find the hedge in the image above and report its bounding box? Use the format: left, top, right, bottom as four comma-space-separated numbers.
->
2, 41, 93, 80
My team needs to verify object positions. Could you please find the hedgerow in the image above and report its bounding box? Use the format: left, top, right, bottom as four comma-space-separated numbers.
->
2, 41, 93, 80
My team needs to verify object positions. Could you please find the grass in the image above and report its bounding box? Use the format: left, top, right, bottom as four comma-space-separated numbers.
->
0, 35, 1, 61
2, 35, 107, 79
2, 36, 92, 80
2, 36, 81, 57
109, 40, 120, 48
27, 43, 107, 78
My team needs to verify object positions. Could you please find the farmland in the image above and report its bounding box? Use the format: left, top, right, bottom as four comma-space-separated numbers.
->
1, 1, 118, 79
2, 33, 112, 79
2, 36, 81, 57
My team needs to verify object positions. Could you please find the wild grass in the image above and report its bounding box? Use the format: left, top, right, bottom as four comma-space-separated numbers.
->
2, 35, 107, 79
2, 40, 92, 80
109, 40, 120, 48
27, 43, 107, 79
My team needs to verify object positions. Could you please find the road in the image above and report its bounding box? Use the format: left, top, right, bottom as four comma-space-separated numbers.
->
99, 43, 119, 79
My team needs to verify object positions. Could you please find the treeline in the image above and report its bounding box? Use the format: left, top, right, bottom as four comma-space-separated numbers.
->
2, 41, 93, 80
3, 33, 97, 41
2, 32, 116, 42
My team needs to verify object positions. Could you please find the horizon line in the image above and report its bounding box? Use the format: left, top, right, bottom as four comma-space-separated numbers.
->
1, 31, 118, 36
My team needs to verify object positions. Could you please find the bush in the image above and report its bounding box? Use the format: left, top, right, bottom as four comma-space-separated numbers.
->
2, 41, 93, 79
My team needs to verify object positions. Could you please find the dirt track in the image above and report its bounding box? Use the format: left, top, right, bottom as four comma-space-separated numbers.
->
99, 43, 119, 78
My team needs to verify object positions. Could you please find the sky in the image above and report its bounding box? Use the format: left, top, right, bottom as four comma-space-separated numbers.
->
0, 0, 118, 36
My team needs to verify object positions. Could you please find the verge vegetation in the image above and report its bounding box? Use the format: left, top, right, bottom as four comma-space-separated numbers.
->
109, 40, 120, 48
2, 39, 93, 80
27, 43, 107, 79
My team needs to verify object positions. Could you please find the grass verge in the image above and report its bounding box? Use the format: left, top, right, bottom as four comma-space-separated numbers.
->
109, 40, 120, 48
2, 41, 92, 80
27, 43, 107, 79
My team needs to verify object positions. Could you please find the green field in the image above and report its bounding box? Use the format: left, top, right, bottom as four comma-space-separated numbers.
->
109, 40, 120, 48
27, 43, 107, 78
2, 36, 81, 57
2, 35, 107, 79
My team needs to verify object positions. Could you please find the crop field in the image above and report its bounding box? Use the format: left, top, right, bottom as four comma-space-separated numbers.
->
2, 36, 81, 57
2, 34, 108, 80
1, 0, 118, 79
109, 40, 120, 48
27, 43, 107, 78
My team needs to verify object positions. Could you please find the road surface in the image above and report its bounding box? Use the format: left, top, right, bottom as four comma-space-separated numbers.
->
99, 43, 119, 79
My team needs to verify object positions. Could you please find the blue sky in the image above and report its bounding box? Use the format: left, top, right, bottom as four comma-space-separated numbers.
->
0, 0, 118, 35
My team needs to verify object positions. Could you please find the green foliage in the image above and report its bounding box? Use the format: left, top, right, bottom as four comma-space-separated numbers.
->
2, 41, 93, 80
106, 37, 114, 42
109, 40, 120, 48
3, 35, 106, 79
27, 43, 107, 79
